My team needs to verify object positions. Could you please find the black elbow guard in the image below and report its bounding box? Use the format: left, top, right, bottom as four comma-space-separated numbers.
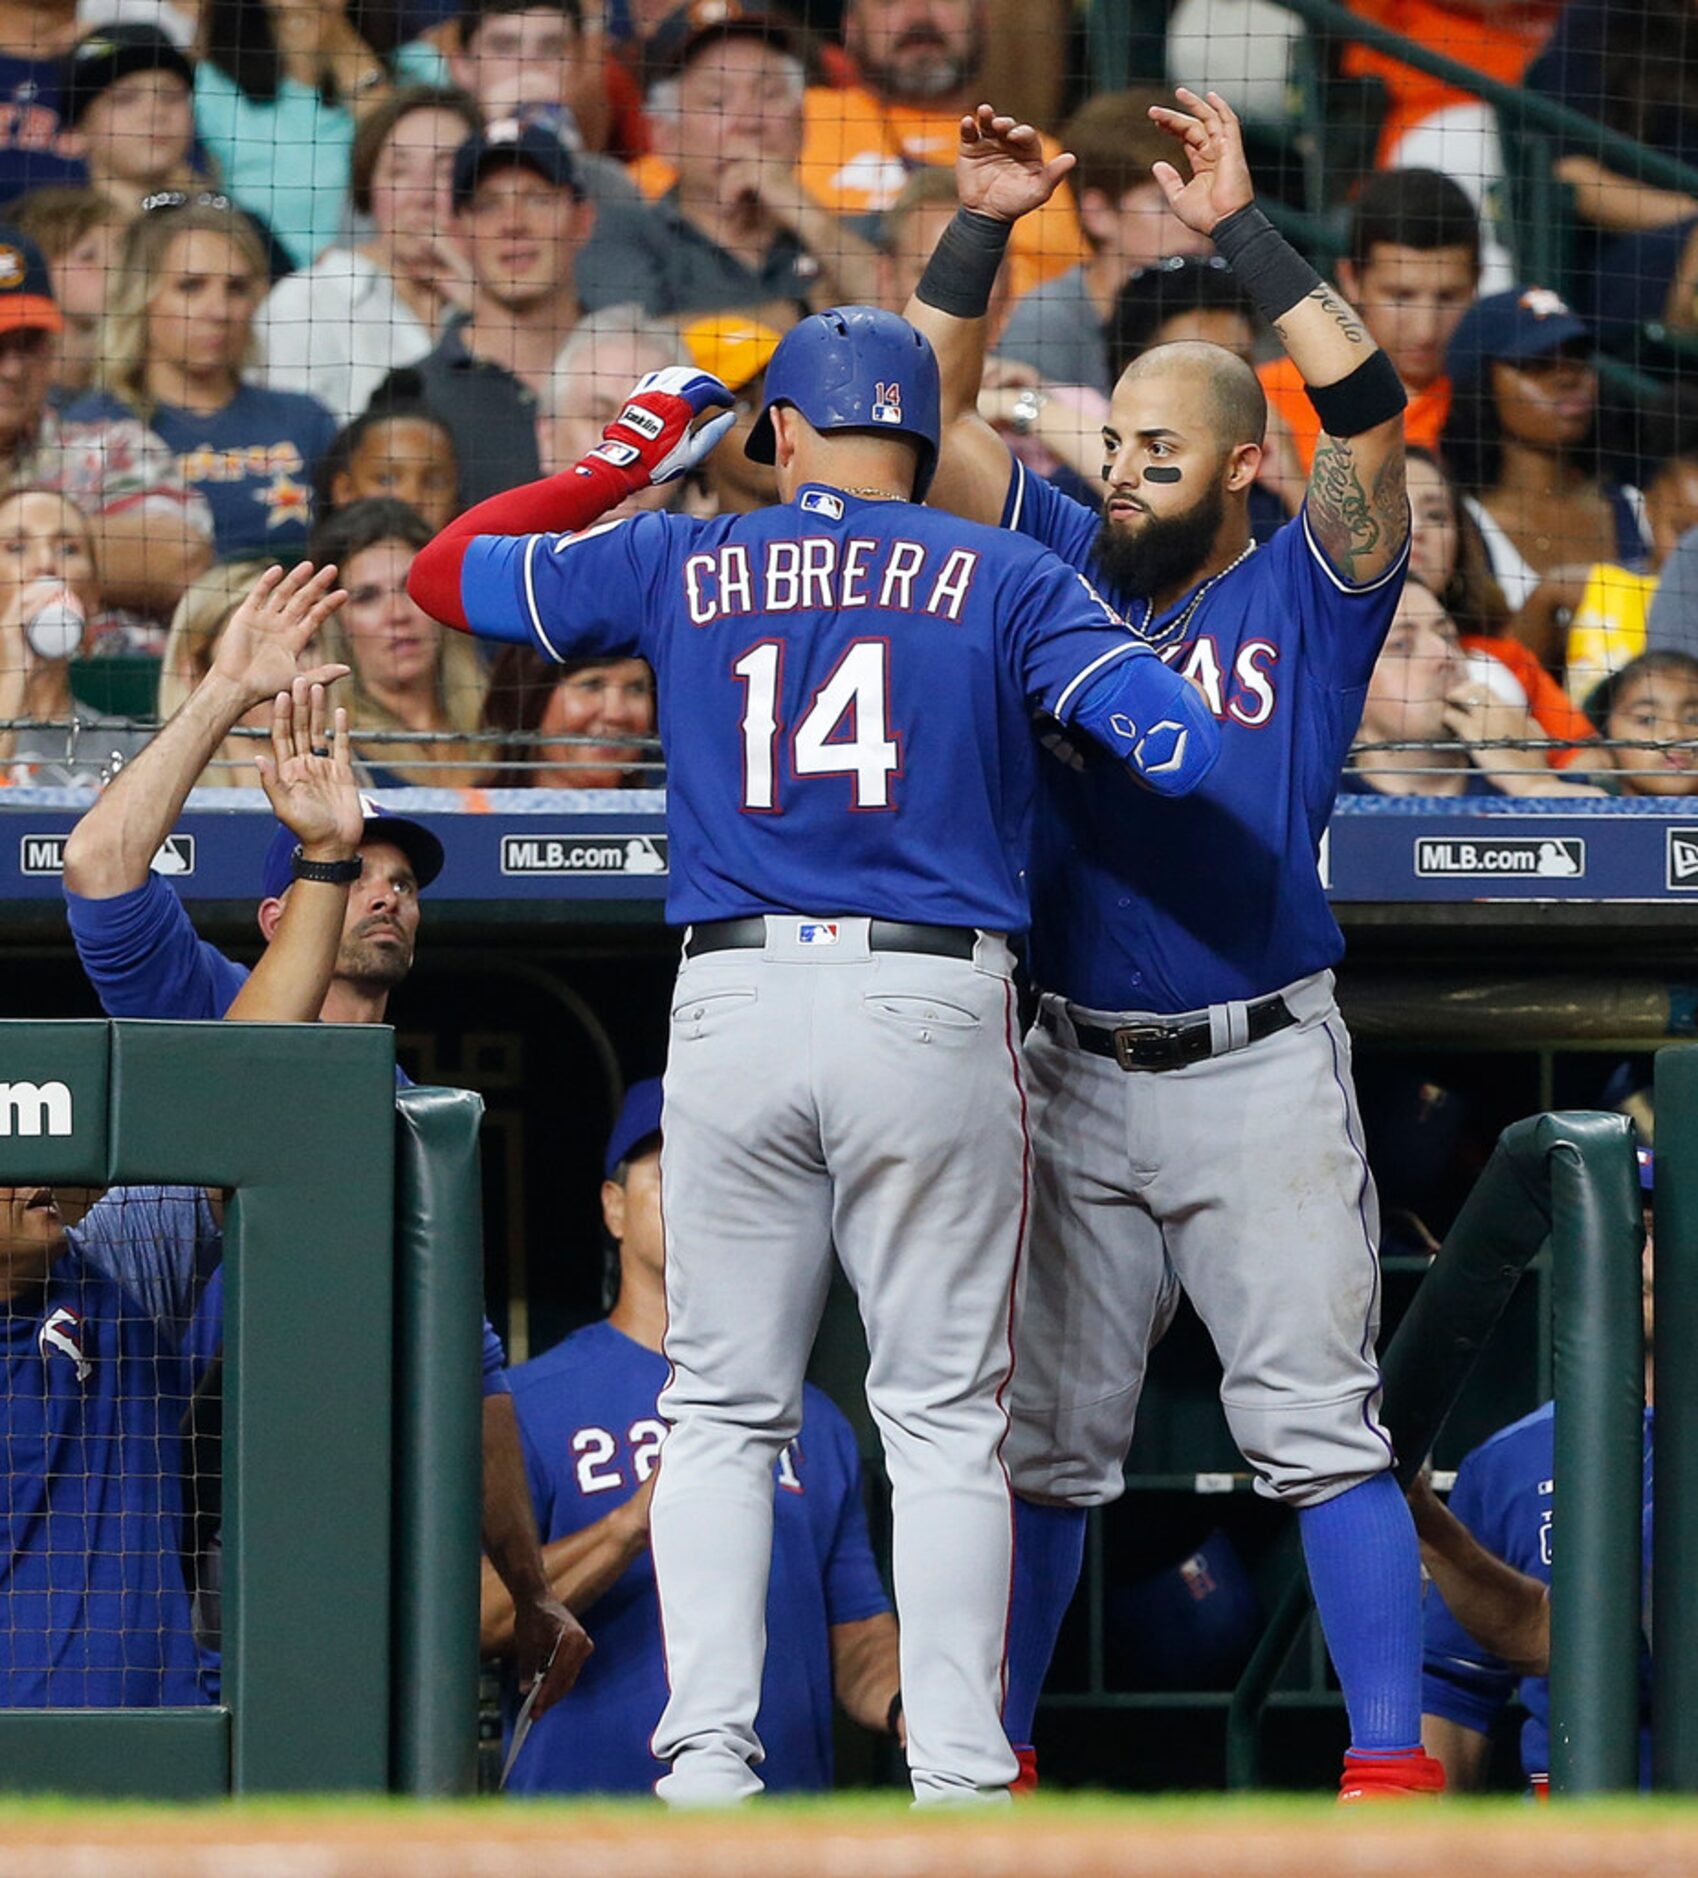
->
1306, 350, 1407, 438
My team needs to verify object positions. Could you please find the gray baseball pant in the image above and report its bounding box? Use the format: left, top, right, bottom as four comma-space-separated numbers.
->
1004, 970, 1395, 1511
649, 916, 1027, 1804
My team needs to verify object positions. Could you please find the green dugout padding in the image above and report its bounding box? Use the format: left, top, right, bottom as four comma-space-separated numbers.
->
1226, 1112, 1643, 1795
0, 1019, 396, 1796
392, 1087, 485, 1797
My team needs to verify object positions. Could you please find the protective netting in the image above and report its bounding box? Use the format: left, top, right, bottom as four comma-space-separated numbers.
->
1, 1180, 222, 1709
0, 0, 1691, 798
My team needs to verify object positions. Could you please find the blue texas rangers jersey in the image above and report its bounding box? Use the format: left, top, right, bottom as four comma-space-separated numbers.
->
1, 1190, 213, 1707
1002, 460, 1407, 1012
502, 1320, 890, 1794
458, 485, 1217, 932
1421, 1401, 1653, 1787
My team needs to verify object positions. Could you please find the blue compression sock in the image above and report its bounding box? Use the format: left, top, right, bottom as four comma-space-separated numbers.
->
1298, 1472, 1423, 1754
1003, 1497, 1087, 1749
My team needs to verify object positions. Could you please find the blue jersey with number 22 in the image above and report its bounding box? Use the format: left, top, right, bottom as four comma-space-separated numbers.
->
457, 485, 1219, 932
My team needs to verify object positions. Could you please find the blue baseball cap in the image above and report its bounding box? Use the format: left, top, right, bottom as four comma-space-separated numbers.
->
605, 1077, 663, 1177
451, 118, 580, 209
259, 796, 445, 901
1445, 286, 1591, 388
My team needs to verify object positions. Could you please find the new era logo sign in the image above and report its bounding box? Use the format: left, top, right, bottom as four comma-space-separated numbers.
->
1668, 828, 1698, 889
0, 1080, 72, 1137
20, 833, 192, 876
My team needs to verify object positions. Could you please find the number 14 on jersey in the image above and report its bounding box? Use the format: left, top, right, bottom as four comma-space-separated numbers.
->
734, 639, 902, 812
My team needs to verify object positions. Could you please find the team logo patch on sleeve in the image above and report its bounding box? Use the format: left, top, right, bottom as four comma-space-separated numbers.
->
40, 1305, 91, 1383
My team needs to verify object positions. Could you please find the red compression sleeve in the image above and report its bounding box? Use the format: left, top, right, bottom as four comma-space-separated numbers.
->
406, 455, 637, 631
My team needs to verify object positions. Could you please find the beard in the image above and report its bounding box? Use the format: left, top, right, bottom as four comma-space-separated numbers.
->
335, 926, 414, 991
1091, 478, 1227, 606
865, 28, 980, 100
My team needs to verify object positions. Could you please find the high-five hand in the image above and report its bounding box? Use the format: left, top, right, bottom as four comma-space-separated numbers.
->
1148, 88, 1255, 236
211, 561, 351, 710
252, 676, 364, 859
955, 104, 1076, 224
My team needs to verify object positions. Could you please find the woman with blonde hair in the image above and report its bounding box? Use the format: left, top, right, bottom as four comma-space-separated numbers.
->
66, 200, 336, 564
309, 497, 490, 787
157, 558, 277, 785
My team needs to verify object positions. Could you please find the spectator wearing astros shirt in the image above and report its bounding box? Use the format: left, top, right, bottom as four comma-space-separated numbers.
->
1258, 169, 1480, 479
796, 0, 1085, 301
484, 1079, 902, 1795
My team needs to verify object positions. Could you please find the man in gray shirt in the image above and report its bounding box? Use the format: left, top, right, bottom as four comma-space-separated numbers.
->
996, 87, 1211, 396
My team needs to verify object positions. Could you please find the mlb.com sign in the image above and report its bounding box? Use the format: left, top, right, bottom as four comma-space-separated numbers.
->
0, 1080, 73, 1136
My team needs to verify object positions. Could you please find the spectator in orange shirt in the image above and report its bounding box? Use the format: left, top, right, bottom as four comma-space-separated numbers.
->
796, 0, 1085, 299
1258, 168, 1478, 476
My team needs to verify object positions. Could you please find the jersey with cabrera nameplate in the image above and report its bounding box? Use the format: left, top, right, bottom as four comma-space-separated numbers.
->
457, 486, 1206, 933
451, 471, 1216, 1807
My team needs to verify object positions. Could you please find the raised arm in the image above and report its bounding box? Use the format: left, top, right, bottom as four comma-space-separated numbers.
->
408, 369, 732, 633
1149, 89, 1409, 586
224, 680, 365, 1024
61, 563, 348, 900
904, 106, 1075, 526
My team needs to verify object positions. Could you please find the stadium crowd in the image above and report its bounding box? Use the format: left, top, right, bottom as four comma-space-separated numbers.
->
0, 0, 1682, 1799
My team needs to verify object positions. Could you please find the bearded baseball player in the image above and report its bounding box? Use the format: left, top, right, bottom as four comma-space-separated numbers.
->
409, 306, 1220, 1802
904, 94, 1438, 1800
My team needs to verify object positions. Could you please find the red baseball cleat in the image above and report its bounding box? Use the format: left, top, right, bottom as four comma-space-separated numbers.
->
1012, 1746, 1039, 1796
1338, 1747, 1447, 1801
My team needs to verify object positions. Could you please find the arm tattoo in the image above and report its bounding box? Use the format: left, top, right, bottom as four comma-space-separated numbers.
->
1308, 435, 1408, 578
1272, 284, 1367, 348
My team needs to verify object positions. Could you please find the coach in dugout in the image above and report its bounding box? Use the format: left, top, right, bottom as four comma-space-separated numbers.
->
481, 1079, 904, 1794
58, 559, 590, 1713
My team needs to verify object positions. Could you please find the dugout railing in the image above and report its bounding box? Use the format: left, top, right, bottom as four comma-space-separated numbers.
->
0, 1020, 483, 1798
1223, 1108, 1648, 1796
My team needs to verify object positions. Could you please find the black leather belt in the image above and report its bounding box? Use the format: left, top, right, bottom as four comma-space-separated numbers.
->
1040, 992, 1298, 1072
685, 917, 978, 961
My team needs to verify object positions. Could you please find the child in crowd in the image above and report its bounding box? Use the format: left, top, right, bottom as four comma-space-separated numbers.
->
314, 392, 461, 533
1585, 651, 1698, 797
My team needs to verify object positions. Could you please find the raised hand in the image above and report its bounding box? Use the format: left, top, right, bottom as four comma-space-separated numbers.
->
210, 562, 351, 710
1148, 88, 1255, 236
252, 677, 365, 858
955, 105, 1076, 225
582, 367, 737, 488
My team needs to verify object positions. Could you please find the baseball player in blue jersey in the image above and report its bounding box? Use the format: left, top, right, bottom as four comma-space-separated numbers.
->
486, 1079, 901, 1794
59, 564, 592, 1714
904, 95, 1437, 1798
408, 305, 1218, 1802
1, 1182, 219, 1707
1414, 1151, 1656, 1792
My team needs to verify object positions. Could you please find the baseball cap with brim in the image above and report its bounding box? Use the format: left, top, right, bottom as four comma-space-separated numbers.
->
681, 315, 784, 394
62, 23, 195, 127
451, 119, 581, 210
0, 227, 60, 336
647, 0, 801, 78
605, 1076, 663, 1177
260, 799, 446, 901
1445, 286, 1592, 387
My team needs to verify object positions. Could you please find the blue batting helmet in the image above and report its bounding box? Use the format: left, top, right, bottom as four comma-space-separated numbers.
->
744, 305, 941, 501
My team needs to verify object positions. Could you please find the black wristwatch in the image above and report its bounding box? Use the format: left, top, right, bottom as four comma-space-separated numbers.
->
291, 847, 362, 885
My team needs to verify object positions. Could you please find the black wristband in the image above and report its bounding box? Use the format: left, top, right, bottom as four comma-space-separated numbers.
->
886, 1689, 903, 1737
1208, 202, 1321, 325
914, 208, 1012, 321
1306, 348, 1408, 438
291, 849, 362, 885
